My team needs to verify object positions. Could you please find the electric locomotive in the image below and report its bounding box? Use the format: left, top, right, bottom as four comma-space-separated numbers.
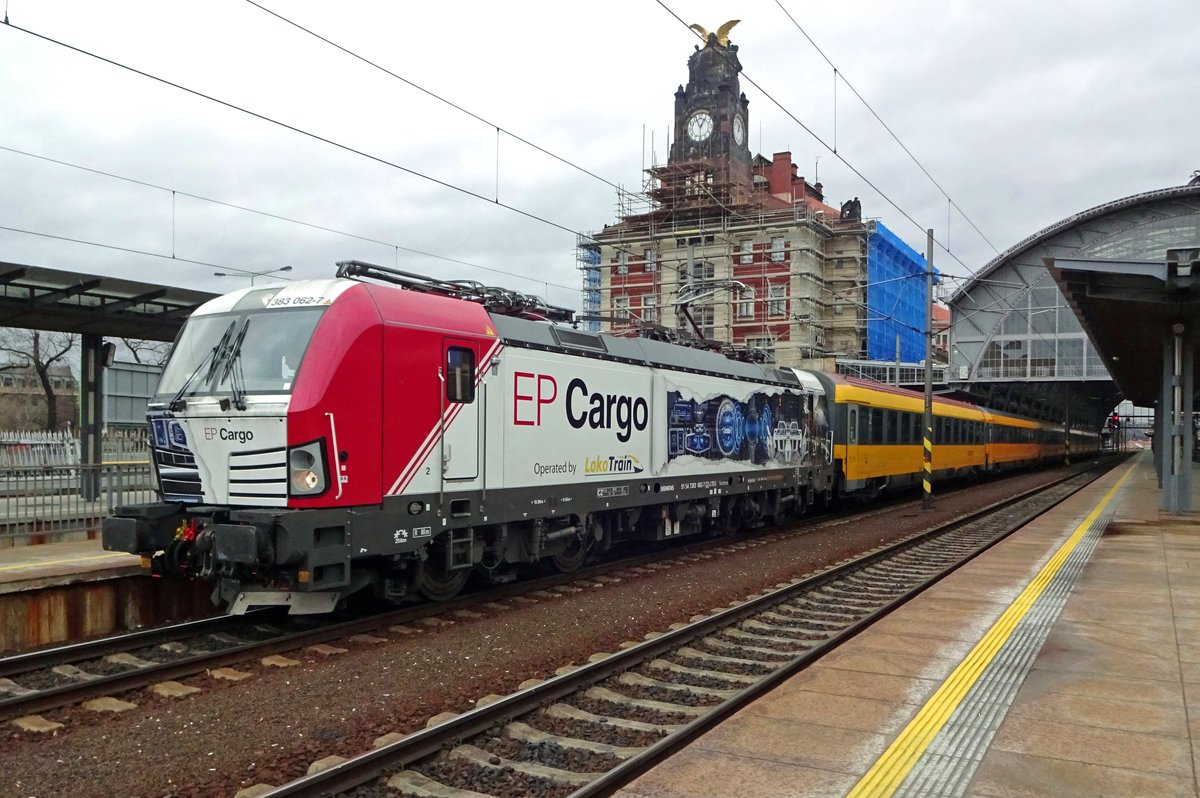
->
103, 261, 836, 613
103, 261, 1098, 614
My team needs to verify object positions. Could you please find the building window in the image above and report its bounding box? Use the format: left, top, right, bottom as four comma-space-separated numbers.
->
614, 296, 630, 319
691, 262, 715, 280
746, 335, 776, 363
768, 284, 787, 317
643, 248, 656, 272
690, 306, 714, 339
737, 287, 756, 319
770, 236, 786, 262
615, 251, 628, 275
642, 295, 657, 323
739, 240, 754, 265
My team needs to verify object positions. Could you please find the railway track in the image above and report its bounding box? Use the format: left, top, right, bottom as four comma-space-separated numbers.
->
254, 459, 1120, 798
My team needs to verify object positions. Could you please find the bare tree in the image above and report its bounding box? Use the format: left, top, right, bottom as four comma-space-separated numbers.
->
0, 329, 77, 431
120, 338, 171, 366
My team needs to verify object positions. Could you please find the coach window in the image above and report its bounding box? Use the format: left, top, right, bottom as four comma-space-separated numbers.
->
445, 347, 475, 403
849, 407, 858, 445
887, 411, 899, 443
870, 409, 883, 444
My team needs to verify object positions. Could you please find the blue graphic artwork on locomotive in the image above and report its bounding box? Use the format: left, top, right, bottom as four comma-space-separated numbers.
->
667, 389, 830, 466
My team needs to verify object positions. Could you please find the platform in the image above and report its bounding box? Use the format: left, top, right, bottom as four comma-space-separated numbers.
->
0, 536, 211, 653
0, 536, 140, 595
615, 451, 1200, 798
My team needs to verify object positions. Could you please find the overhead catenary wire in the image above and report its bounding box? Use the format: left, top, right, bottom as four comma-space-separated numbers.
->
239, 1, 992, 285
243, 0, 652, 206
772, 0, 1000, 256
0, 144, 583, 298
1, 15, 953, 338
0, 21, 593, 246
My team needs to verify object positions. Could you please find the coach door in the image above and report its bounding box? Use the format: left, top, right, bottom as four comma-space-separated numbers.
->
441, 339, 479, 481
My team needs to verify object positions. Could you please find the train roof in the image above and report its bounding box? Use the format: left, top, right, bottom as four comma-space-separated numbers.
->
487, 314, 810, 389
814, 372, 985, 418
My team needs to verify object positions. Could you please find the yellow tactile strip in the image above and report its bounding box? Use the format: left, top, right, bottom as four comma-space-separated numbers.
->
846, 462, 1136, 798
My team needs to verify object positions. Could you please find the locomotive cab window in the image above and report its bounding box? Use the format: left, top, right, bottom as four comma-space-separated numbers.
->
445, 347, 475, 403
157, 306, 324, 399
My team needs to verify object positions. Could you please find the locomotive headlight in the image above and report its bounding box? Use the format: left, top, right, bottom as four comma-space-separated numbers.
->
288, 441, 328, 496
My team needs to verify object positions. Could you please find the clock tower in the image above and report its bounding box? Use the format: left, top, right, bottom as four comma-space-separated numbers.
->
656, 21, 753, 208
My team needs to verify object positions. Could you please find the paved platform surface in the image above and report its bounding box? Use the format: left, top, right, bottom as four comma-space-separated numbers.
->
0, 537, 140, 594
616, 451, 1200, 798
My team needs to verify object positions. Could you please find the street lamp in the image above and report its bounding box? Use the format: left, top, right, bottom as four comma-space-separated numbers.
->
213, 265, 293, 285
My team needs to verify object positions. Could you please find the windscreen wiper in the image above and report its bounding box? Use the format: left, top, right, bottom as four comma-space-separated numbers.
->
168, 320, 237, 412
219, 318, 251, 411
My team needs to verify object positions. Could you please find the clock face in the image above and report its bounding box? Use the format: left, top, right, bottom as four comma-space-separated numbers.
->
733, 115, 745, 146
686, 111, 714, 142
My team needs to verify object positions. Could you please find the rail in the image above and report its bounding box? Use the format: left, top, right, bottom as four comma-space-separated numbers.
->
0, 463, 157, 541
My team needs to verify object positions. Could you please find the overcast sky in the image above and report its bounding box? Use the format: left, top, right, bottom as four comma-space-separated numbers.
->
1, 0, 1196, 311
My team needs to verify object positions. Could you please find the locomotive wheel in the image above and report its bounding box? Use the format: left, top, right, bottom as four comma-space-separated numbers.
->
418, 559, 469, 601
550, 535, 589, 572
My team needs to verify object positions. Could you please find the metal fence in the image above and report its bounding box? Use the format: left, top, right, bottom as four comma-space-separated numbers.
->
0, 429, 150, 468
0, 463, 158, 542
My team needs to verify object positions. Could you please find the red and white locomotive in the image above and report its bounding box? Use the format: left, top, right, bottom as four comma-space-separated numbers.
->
104, 261, 835, 613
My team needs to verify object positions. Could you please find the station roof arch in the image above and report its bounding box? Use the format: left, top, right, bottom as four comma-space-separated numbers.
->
947, 183, 1200, 426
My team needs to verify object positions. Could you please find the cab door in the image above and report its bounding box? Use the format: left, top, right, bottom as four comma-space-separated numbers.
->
441, 339, 479, 481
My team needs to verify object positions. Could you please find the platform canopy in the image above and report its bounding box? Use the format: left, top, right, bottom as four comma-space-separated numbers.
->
0, 261, 216, 342
1048, 251, 1200, 407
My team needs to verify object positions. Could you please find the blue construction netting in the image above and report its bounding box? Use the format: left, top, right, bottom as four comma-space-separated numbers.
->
867, 222, 937, 362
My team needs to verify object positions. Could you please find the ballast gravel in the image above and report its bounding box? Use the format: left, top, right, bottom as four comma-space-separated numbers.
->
4, 467, 1077, 798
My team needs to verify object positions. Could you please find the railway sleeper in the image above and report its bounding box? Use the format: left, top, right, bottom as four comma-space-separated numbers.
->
503, 721, 645, 760
386, 769, 494, 798
0, 678, 34, 697
674, 645, 773, 671
51, 664, 101, 682
810, 589, 888, 606
103, 653, 158, 669
449, 743, 594, 787
697, 636, 795, 660
619, 671, 741, 702
740, 618, 832, 640
758, 609, 841, 629
584, 686, 707, 717
544, 702, 683, 735
841, 574, 910, 594
785, 594, 874, 613
722, 627, 813, 650
769, 605, 857, 625
646, 658, 760, 686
